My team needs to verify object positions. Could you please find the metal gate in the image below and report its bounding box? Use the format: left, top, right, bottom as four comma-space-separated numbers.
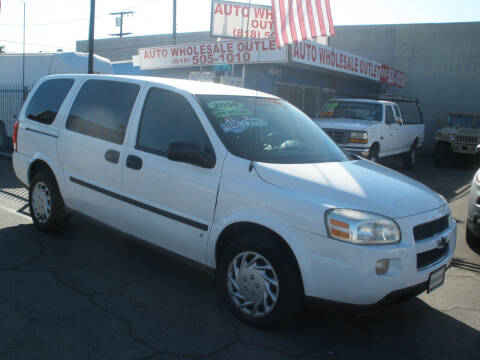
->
275, 84, 331, 118
0, 84, 29, 155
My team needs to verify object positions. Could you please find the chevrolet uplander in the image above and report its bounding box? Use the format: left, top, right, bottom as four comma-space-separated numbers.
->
12, 75, 456, 327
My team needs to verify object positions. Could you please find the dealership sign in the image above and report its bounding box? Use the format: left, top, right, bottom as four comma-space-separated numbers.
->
138, 39, 288, 70
291, 41, 406, 87
211, 0, 274, 39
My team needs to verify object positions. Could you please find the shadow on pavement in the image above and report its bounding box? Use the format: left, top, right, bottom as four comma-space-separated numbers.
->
0, 217, 479, 360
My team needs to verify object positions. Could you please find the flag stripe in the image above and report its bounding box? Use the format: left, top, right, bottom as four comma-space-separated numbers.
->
278, 0, 290, 46
307, 0, 320, 38
320, 0, 330, 36
271, 0, 335, 46
296, 0, 309, 40
288, 1, 298, 43
272, 0, 284, 47
301, 0, 313, 39
324, 0, 335, 35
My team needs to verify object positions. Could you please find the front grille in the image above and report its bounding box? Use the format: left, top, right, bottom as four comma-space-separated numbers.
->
413, 215, 449, 241
323, 128, 349, 144
417, 244, 449, 270
454, 135, 477, 144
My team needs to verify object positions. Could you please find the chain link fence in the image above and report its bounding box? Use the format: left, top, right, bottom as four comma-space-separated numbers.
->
0, 84, 31, 156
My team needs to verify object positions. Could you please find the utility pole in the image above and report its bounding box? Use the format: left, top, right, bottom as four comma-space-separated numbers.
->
109, 11, 134, 37
172, 0, 176, 44
88, 0, 95, 74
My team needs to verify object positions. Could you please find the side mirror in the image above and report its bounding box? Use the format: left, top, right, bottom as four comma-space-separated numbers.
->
166, 141, 215, 168
394, 118, 403, 125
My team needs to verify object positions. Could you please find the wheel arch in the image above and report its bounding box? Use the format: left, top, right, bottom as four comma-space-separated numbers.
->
27, 156, 67, 204
213, 221, 304, 292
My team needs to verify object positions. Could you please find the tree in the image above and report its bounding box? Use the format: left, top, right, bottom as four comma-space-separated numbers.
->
0, 45, 5, 53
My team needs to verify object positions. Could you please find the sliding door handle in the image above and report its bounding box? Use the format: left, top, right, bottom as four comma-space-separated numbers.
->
126, 154, 143, 170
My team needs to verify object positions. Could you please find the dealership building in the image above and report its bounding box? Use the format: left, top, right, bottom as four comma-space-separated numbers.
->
77, 22, 480, 152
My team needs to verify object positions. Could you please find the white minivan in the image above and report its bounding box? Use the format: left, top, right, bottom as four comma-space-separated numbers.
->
12, 75, 456, 328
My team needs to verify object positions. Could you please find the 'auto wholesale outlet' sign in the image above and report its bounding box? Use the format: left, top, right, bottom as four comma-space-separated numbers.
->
291, 41, 406, 87
138, 39, 288, 70
211, 0, 275, 39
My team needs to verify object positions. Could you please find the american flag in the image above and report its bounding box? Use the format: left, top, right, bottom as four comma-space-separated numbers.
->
271, 0, 335, 47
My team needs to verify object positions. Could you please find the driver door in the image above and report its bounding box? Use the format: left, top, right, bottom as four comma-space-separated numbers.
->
122, 87, 225, 264
384, 105, 399, 154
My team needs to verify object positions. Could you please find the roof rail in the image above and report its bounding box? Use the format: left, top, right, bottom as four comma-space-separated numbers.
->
333, 93, 423, 123
335, 93, 420, 104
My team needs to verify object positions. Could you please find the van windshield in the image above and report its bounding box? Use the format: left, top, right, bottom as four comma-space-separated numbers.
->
318, 101, 382, 121
197, 95, 349, 164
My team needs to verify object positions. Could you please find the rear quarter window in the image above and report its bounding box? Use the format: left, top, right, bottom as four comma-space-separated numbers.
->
25, 79, 74, 125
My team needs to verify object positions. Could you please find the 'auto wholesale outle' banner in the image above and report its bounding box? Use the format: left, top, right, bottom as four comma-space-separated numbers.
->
138, 39, 288, 70
291, 41, 406, 87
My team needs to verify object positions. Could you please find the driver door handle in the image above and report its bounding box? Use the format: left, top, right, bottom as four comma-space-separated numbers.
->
105, 149, 120, 164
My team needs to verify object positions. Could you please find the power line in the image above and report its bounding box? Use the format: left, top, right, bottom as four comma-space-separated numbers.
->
0, 0, 159, 27
0, 39, 75, 50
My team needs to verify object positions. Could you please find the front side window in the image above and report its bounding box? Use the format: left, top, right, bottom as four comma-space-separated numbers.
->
136, 88, 213, 157
66, 80, 140, 144
385, 106, 394, 124
318, 101, 382, 122
197, 95, 348, 164
26, 79, 74, 124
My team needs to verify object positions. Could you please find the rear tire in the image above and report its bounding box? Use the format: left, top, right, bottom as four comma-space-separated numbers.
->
29, 171, 69, 232
217, 233, 304, 328
434, 141, 450, 167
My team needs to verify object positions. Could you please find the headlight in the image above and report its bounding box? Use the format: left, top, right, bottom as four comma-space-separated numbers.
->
448, 134, 455, 142
325, 209, 400, 245
475, 171, 480, 183
349, 131, 368, 144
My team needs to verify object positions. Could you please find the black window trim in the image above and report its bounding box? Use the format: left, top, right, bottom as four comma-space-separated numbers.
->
65, 78, 141, 145
134, 86, 216, 167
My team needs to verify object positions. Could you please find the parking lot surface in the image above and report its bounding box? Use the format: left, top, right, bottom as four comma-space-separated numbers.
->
0, 155, 478, 360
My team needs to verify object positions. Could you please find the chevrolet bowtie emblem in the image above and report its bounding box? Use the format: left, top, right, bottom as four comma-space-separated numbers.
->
437, 237, 448, 249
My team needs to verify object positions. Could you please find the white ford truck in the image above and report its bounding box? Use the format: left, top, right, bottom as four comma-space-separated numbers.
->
313, 97, 425, 168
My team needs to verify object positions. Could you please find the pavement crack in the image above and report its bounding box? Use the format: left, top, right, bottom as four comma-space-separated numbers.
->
0, 236, 46, 272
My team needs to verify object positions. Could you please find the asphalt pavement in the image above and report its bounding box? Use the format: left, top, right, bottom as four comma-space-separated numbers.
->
0, 155, 478, 360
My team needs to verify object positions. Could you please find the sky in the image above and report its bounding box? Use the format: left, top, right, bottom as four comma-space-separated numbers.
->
0, 0, 479, 53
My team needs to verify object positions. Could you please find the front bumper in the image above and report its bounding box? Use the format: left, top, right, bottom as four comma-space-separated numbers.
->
452, 143, 478, 155
290, 207, 456, 305
341, 146, 370, 157
467, 177, 480, 235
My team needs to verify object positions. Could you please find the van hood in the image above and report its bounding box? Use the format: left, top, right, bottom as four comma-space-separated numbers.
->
255, 160, 445, 219
313, 117, 377, 131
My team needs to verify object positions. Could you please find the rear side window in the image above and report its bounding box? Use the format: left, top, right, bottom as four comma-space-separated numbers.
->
136, 88, 212, 156
66, 80, 140, 144
25, 79, 74, 124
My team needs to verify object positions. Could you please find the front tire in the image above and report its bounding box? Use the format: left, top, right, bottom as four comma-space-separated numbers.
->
29, 171, 69, 232
217, 233, 304, 328
369, 143, 379, 163
402, 142, 417, 169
